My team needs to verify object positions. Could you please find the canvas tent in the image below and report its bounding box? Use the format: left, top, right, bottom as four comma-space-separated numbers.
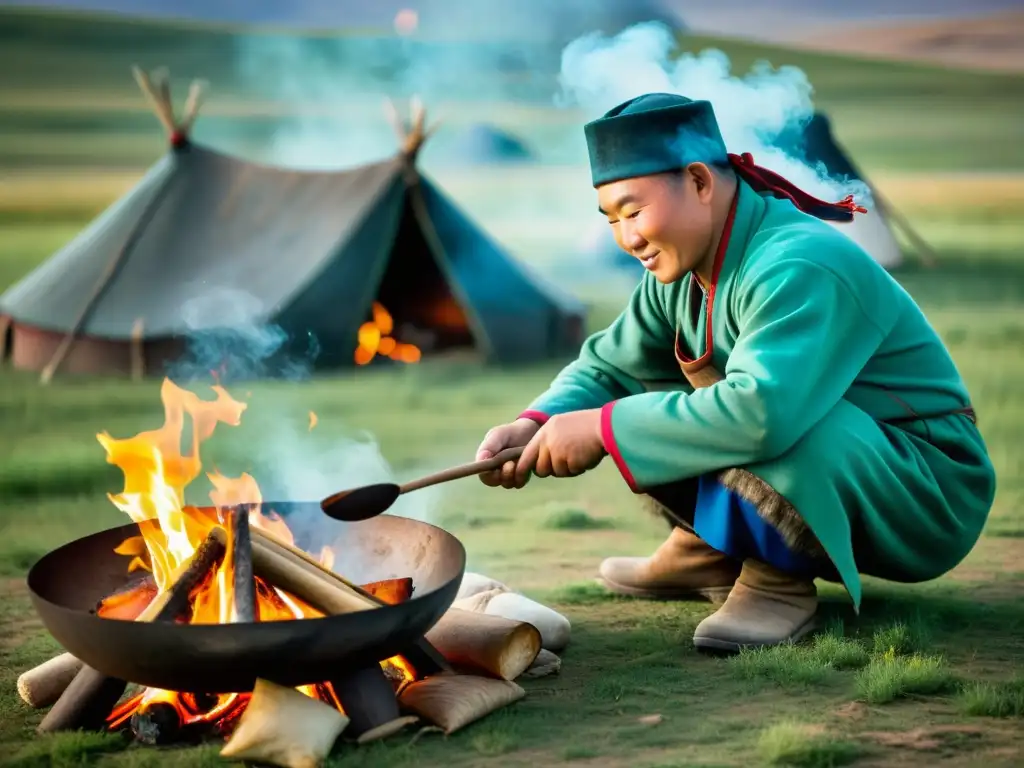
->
775, 112, 937, 269
0, 68, 586, 381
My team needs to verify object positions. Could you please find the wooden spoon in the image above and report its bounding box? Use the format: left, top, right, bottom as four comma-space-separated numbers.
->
320, 447, 525, 522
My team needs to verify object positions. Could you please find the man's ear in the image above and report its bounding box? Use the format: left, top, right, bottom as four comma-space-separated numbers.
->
686, 162, 715, 202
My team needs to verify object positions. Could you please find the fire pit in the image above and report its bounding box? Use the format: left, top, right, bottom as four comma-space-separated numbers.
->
28, 512, 463, 693
16, 378, 551, 767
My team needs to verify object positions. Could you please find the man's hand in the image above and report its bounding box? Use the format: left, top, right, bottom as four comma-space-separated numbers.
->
515, 409, 606, 487
476, 418, 542, 489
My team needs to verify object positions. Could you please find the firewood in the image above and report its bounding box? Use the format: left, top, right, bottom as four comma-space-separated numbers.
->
129, 702, 181, 745
37, 530, 226, 733
229, 506, 257, 622
359, 577, 413, 605
245, 527, 448, 677
398, 673, 525, 734
424, 608, 540, 681
220, 678, 348, 768
484, 592, 572, 653
20, 571, 156, 707
18, 652, 83, 709
520, 649, 561, 679
246, 528, 376, 614
94, 572, 157, 619
355, 715, 419, 744
330, 665, 400, 739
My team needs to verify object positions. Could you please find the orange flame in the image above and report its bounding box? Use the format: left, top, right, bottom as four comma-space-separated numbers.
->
97, 378, 415, 732
355, 301, 422, 366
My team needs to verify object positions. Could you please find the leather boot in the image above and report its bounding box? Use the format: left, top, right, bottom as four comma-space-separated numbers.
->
597, 527, 740, 604
692, 558, 818, 652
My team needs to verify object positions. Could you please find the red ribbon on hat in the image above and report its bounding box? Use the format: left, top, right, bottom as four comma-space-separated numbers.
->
728, 152, 867, 222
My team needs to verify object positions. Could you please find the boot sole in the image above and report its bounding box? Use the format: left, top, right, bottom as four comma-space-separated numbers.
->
692, 614, 819, 654
596, 577, 734, 604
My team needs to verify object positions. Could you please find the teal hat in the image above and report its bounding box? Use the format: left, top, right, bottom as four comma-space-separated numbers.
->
584, 93, 729, 188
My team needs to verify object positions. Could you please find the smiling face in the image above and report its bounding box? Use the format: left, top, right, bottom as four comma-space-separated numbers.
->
597, 163, 719, 284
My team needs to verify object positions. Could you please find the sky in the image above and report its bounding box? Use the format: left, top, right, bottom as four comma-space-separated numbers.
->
2, 0, 1020, 40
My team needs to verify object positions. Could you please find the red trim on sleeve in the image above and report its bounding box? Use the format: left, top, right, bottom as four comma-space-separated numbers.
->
518, 410, 550, 426
600, 401, 640, 494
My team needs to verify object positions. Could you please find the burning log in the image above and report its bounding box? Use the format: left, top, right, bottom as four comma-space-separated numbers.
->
220, 678, 349, 768
330, 665, 400, 739
359, 577, 413, 605
245, 528, 376, 615
93, 573, 157, 619
129, 702, 182, 746
247, 527, 447, 676
398, 673, 525, 735
424, 608, 541, 681
37, 530, 226, 734
229, 506, 257, 622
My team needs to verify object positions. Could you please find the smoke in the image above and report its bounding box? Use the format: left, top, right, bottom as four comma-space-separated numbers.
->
166, 287, 320, 383
166, 287, 443, 550
230, 32, 558, 169
555, 21, 872, 204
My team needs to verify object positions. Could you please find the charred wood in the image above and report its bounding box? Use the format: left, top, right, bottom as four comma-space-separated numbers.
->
36, 531, 226, 733
330, 665, 400, 739
229, 506, 257, 622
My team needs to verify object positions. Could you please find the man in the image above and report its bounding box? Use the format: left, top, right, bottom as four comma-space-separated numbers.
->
475, 93, 996, 652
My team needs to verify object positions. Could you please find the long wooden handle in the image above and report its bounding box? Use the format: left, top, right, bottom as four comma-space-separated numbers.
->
399, 447, 525, 494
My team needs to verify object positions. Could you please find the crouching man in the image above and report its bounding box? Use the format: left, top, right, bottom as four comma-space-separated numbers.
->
474, 93, 996, 653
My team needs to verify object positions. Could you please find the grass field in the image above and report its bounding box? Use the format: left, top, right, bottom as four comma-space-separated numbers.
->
1, 7, 1023, 768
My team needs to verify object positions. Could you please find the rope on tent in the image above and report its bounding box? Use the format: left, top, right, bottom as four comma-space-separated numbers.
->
870, 189, 938, 268
131, 65, 208, 148
39, 171, 177, 385
383, 95, 442, 164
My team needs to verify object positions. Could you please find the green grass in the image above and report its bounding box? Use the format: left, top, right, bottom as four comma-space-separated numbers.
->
0, 6, 1022, 766
756, 722, 863, 768
957, 680, 1024, 718
854, 651, 959, 705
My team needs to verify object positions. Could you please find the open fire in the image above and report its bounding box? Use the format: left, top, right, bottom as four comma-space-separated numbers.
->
355, 301, 421, 366
20, 374, 555, 764
90, 377, 416, 736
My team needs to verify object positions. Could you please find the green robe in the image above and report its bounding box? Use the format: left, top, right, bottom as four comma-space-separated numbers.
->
523, 180, 996, 610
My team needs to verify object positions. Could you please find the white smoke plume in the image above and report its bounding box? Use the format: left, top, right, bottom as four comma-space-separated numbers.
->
556, 21, 872, 204
166, 287, 443, 553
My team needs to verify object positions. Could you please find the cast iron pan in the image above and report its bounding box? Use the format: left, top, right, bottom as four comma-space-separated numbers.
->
26, 503, 465, 693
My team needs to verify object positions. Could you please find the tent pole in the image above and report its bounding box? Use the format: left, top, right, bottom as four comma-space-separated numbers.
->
130, 317, 145, 381
39, 172, 176, 385
871, 189, 938, 268
0, 315, 10, 364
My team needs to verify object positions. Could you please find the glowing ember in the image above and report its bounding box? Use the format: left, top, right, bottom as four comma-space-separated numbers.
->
355, 302, 422, 366
96, 378, 415, 732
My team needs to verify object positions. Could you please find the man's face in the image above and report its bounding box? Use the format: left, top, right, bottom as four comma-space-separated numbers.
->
596, 164, 715, 284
